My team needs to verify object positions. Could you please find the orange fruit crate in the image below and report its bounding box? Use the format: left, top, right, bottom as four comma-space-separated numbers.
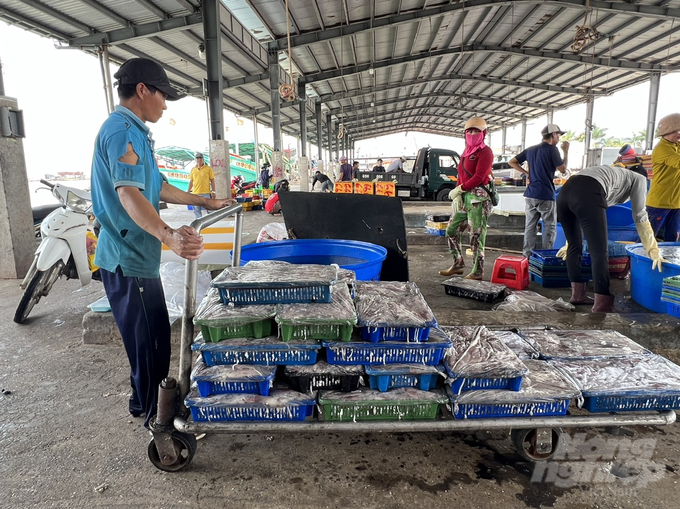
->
375, 181, 396, 197
334, 182, 354, 194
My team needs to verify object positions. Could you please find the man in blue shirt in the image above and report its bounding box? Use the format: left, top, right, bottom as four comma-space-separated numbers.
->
91, 58, 233, 430
509, 124, 569, 258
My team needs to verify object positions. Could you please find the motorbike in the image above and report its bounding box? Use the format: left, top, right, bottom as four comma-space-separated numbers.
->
15, 180, 96, 324
231, 175, 257, 194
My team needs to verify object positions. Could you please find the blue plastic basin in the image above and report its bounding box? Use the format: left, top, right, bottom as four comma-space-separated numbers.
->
239, 239, 388, 281
626, 242, 680, 312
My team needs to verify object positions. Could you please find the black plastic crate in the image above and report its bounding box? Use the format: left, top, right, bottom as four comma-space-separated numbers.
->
427, 213, 451, 223
442, 277, 506, 302
285, 362, 364, 393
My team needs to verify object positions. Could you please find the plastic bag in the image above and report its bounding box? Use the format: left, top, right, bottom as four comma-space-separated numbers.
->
517, 329, 650, 360
193, 287, 276, 327
191, 358, 277, 382
160, 262, 212, 324
494, 290, 575, 312
275, 284, 356, 326
212, 263, 338, 287
256, 222, 288, 243
284, 361, 364, 376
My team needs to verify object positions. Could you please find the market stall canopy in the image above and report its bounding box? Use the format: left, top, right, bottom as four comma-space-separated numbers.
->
2, 0, 680, 141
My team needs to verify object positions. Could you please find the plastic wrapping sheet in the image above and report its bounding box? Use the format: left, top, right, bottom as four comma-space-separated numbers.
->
319, 387, 448, 403
517, 329, 650, 360
628, 245, 680, 265
192, 334, 319, 350
194, 288, 276, 327
275, 284, 356, 326
440, 326, 529, 379
284, 361, 364, 376
450, 360, 581, 404
185, 389, 316, 408
354, 281, 436, 327
494, 330, 540, 360
494, 290, 575, 312
160, 262, 212, 324
336, 268, 357, 298
213, 264, 338, 287
550, 355, 680, 396
442, 277, 506, 302
190, 358, 277, 382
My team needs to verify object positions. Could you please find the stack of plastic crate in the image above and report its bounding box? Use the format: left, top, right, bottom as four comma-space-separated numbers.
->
185, 264, 340, 422
319, 281, 450, 421
441, 326, 580, 419
661, 276, 680, 318
517, 328, 680, 413
425, 213, 450, 236
528, 249, 592, 287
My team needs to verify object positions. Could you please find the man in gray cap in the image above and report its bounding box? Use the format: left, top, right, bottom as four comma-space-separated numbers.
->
90, 58, 234, 431
509, 124, 570, 259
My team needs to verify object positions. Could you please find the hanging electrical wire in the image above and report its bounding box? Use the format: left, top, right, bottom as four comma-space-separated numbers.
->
279, 0, 296, 102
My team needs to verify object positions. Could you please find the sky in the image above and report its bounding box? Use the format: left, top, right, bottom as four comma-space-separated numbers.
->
2, 21, 680, 178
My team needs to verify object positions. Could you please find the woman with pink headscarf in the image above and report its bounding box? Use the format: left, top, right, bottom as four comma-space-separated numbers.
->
439, 116, 494, 280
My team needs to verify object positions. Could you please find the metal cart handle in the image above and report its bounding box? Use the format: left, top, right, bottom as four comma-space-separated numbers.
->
178, 203, 244, 401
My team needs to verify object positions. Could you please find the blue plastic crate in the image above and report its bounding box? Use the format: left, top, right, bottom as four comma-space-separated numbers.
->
324, 338, 452, 366
191, 364, 276, 397
529, 272, 571, 288
452, 399, 570, 419
185, 390, 315, 422
365, 365, 443, 392
667, 302, 680, 319
216, 285, 332, 305
360, 325, 432, 343
530, 250, 592, 267
426, 227, 446, 236
192, 338, 321, 366
448, 375, 524, 393
583, 394, 680, 413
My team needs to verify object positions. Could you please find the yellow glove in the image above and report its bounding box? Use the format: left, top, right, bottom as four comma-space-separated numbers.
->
449, 187, 464, 212
636, 221, 665, 272
556, 241, 568, 260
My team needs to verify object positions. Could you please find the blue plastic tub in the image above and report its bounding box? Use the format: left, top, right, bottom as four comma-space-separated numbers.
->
239, 239, 388, 281
627, 242, 680, 312
606, 204, 635, 228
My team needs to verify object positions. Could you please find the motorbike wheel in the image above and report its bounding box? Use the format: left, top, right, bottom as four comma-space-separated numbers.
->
13, 261, 64, 324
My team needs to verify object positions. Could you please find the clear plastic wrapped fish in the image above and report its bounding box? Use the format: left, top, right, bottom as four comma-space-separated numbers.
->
284, 361, 364, 393
275, 284, 357, 341
517, 329, 650, 360
447, 359, 580, 419
190, 358, 276, 396
364, 364, 444, 392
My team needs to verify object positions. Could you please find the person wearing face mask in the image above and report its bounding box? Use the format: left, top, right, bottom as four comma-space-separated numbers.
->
647, 113, 680, 242
509, 124, 569, 259
439, 117, 494, 280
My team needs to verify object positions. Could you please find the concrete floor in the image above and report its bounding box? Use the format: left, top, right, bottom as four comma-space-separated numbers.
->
1, 202, 680, 508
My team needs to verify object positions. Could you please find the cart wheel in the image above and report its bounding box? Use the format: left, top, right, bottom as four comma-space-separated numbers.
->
147, 431, 197, 472
511, 428, 563, 462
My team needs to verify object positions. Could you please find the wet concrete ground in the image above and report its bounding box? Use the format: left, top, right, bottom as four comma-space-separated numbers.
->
1, 202, 679, 508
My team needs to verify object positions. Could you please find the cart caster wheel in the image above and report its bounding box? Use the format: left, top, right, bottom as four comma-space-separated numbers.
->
511, 427, 563, 462
147, 431, 197, 472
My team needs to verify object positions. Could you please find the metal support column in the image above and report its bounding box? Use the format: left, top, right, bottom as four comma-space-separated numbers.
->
268, 44, 282, 151
298, 82, 307, 157
646, 72, 661, 152
334, 122, 339, 161
253, 115, 260, 169
520, 119, 527, 151
501, 124, 507, 155
326, 114, 332, 161
0, 57, 5, 96
204, 0, 224, 140
547, 110, 554, 125
315, 101, 323, 160
98, 46, 115, 114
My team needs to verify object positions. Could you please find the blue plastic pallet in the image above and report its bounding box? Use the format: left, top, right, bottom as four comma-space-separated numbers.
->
216, 285, 332, 305
365, 367, 442, 392
324, 339, 451, 366
583, 394, 680, 413
448, 375, 524, 393
360, 325, 432, 343
452, 399, 570, 419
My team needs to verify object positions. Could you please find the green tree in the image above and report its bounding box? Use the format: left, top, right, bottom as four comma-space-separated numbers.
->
630, 130, 646, 146
561, 130, 578, 142
590, 125, 609, 147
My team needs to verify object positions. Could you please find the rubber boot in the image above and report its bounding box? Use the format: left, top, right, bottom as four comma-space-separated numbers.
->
439, 265, 464, 276
569, 282, 593, 305
464, 272, 483, 281
592, 293, 615, 313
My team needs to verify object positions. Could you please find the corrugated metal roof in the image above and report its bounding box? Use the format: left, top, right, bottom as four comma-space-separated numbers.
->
2, 0, 680, 144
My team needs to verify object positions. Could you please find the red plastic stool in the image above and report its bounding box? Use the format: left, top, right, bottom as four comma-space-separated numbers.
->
491, 255, 530, 290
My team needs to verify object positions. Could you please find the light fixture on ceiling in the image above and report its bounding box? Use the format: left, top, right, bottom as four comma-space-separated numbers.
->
198, 43, 206, 60
370, 101, 375, 107
368, 67, 374, 75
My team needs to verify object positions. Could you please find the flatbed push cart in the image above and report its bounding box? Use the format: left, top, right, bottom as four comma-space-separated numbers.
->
147, 206, 677, 471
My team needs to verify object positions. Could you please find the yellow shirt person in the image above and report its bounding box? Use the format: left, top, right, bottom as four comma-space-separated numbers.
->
648, 113, 680, 242
187, 153, 215, 217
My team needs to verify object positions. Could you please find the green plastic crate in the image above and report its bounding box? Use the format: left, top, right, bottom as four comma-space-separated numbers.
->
280, 323, 354, 342
200, 319, 274, 343
318, 388, 446, 421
